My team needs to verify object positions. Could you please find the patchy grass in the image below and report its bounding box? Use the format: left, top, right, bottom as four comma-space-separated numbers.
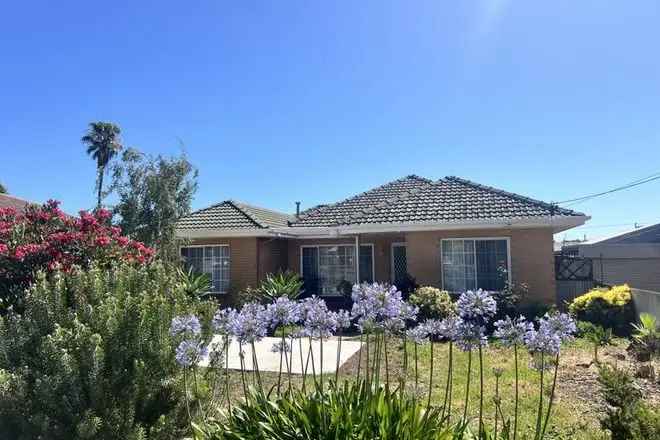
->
215, 337, 658, 439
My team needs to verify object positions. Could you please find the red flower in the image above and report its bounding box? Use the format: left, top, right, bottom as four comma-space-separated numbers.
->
116, 236, 129, 247
0, 243, 8, 255
95, 208, 112, 222
110, 226, 122, 236
95, 236, 111, 247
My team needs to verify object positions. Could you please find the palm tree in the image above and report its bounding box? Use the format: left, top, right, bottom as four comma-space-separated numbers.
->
82, 122, 122, 208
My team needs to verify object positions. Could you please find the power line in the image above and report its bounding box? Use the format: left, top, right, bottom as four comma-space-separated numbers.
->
557, 171, 660, 206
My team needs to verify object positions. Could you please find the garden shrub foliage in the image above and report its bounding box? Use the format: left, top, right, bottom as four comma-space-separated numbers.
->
569, 284, 635, 335
409, 286, 455, 321
0, 263, 205, 440
0, 201, 154, 312
597, 364, 660, 440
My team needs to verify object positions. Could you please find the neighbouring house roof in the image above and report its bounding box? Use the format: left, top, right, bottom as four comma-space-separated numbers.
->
0, 193, 32, 212
176, 200, 293, 231
583, 222, 660, 245
176, 175, 588, 238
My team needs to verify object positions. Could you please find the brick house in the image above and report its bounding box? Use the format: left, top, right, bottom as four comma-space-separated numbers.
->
175, 176, 588, 305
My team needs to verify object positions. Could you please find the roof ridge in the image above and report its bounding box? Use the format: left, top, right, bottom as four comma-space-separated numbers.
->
295, 175, 431, 223
227, 200, 267, 228
339, 178, 438, 225
445, 176, 583, 216
231, 200, 292, 218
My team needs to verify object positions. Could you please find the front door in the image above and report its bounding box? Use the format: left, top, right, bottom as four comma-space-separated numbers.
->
391, 243, 407, 284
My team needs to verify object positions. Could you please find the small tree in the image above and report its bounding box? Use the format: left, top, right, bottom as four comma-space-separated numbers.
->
109, 148, 198, 261
82, 122, 123, 209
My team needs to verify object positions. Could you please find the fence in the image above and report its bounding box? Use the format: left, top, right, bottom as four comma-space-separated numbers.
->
631, 288, 660, 319
555, 255, 595, 307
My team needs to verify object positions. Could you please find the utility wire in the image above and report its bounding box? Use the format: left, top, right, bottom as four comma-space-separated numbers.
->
557, 171, 660, 206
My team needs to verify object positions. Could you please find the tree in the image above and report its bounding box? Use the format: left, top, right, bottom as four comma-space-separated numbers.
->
0, 182, 7, 194
109, 148, 198, 261
82, 122, 122, 209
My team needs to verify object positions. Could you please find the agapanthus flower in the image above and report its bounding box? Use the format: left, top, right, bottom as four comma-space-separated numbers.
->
456, 289, 497, 324
406, 324, 430, 344
524, 325, 561, 356
422, 319, 443, 338
541, 312, 576, 343
175, 339, 208, 367
230, 302, 269, 344
454, 319, 488, 351
437, 315, 461, 340
212, 307, 237, 335
494, 315, 534, 347
271, 340, 292, 353
170, 315, 201, 337
351, 283, 417, 334
301, 296, 337, 338
334, 309, 352, 330
266, 297, 302, 329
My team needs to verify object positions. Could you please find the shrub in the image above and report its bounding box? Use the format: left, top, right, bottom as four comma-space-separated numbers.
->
631, 313, 660, 358
0, 201, 153, 312
192, 380, 454, 440
394, 273, 419, 297
597, 364, 660, 440
0, 263, 208, 440
409, 286, 455, 320
245, 270, 304, 303
578, 321, 614, 363
569, 284, 635, 335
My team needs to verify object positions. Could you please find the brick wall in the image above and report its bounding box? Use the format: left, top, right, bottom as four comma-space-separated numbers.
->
406, 228, 556, 304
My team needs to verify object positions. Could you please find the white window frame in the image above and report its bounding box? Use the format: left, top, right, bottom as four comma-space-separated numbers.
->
300, 243, 375, 296
180, 244, 231, 294
390, 242, 407, 282
440, 237, 512, 292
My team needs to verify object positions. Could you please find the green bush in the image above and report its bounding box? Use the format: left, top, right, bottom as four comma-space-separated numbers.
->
597, 364, 660, 440
569, 285, 635, 335
409, 286, 455, 321
0, 263, 210, 440
192, 381, 458, 440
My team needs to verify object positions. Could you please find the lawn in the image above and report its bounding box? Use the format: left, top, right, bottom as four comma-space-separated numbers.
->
219, 336, 659, 439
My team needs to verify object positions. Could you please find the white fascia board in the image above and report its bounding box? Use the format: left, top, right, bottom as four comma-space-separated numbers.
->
175, 228, 275, 239
274, 215, 590, 237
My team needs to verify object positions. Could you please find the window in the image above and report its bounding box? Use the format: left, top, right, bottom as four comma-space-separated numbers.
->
180, 245, 230, 293
301, 244, 374, 296
441, 239, 509, 292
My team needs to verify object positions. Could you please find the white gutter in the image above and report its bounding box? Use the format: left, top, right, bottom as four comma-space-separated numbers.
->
273, 215, 589, 237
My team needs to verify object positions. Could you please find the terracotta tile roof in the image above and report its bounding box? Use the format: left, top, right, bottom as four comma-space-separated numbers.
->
176, 200, 292, 230
290, 176, 583, 227
0, 194, 32, 213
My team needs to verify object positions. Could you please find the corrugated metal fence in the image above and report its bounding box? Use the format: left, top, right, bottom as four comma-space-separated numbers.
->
632, 288, 660, 319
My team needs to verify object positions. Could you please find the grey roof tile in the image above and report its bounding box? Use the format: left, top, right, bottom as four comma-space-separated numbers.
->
176, 200, 291, 230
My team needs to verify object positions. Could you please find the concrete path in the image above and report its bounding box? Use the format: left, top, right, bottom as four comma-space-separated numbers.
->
200, 336, 362, 374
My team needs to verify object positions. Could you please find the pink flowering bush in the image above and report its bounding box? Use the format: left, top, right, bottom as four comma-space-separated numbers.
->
0, 200, 154, 311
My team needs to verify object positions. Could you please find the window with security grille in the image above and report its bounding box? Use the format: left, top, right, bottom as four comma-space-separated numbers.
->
392, 244, 407, 283
301, 244, 373, 296
441, 239, 509, 292
180, 245, 230, 293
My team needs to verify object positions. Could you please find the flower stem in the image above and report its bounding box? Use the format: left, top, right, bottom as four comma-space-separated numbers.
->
535, 353, 545, 440
478, 345, 484, 439
494, 374, 500, 440
277, 334, 285, 395
251, 342, 263, 395
462, 349, 472, 424
427, 340, 434, 410
238, 342, 248, 401
320, 335, 324, 391
541, 354, 560, 439
384, 334, 390, 389
225, 337, 231, 413
414, 343, 419, 398
441, 342, 453, 422
401, 336, 408, 398
357, 333, 363, 381
513, 344, 519, 440
335, 333, 342, 385
300, 337, 308, 394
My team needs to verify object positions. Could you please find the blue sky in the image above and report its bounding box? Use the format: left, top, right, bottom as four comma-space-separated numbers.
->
1, 1, 659, 241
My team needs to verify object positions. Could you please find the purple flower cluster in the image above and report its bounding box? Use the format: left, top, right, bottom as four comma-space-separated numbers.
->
266, 297, 302, 328
229, 302, 269, 344
494, 316, 534, 347
170, 315, 201, 337
456, 289, 497, 325
437, 315, 461, 340
351, 283, 418, 333
300, 296, 338, 339
212, 308, 238, 335
454, 319, 488, 351
406, 324, 430, 344
175, 339, 208, 367
524, 313, 576, 356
